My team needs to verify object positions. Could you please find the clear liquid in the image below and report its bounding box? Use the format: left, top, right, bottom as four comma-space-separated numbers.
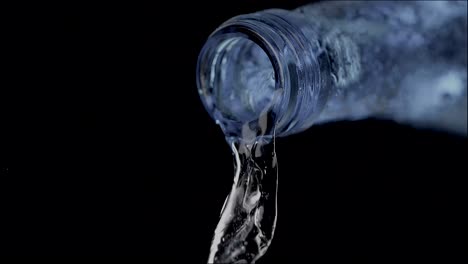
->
208, 117, 278, 264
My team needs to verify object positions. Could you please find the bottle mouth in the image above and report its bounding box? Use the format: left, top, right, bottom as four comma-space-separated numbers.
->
196, 20, 285, 137
197, 10, 329, 137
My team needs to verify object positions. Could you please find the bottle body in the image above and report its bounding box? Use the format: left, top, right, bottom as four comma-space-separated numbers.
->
197, 1, 467, 137
293, 0, 467, 135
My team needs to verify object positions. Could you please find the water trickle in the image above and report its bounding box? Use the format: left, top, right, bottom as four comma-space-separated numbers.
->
208, 117, 278, 264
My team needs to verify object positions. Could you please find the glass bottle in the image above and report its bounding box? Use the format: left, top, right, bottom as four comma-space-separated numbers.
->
197, 0, 467, 139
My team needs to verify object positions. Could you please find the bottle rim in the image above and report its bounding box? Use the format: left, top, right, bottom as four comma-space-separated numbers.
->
196, 10, 328, 137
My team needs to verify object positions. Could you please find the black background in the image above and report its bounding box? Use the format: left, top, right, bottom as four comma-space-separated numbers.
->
1, 0, 467, 262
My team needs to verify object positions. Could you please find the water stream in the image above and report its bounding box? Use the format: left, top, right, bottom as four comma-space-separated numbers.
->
208, 116, 278, 264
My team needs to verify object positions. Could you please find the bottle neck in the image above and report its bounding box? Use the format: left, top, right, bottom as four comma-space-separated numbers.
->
196, 9, 332, 138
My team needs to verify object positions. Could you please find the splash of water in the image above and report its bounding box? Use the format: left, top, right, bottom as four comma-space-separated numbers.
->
208, 119, 278, 264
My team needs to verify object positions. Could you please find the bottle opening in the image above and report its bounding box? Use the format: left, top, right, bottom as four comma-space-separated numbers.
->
197, 30, 280, 130
197, 10, 325, 137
